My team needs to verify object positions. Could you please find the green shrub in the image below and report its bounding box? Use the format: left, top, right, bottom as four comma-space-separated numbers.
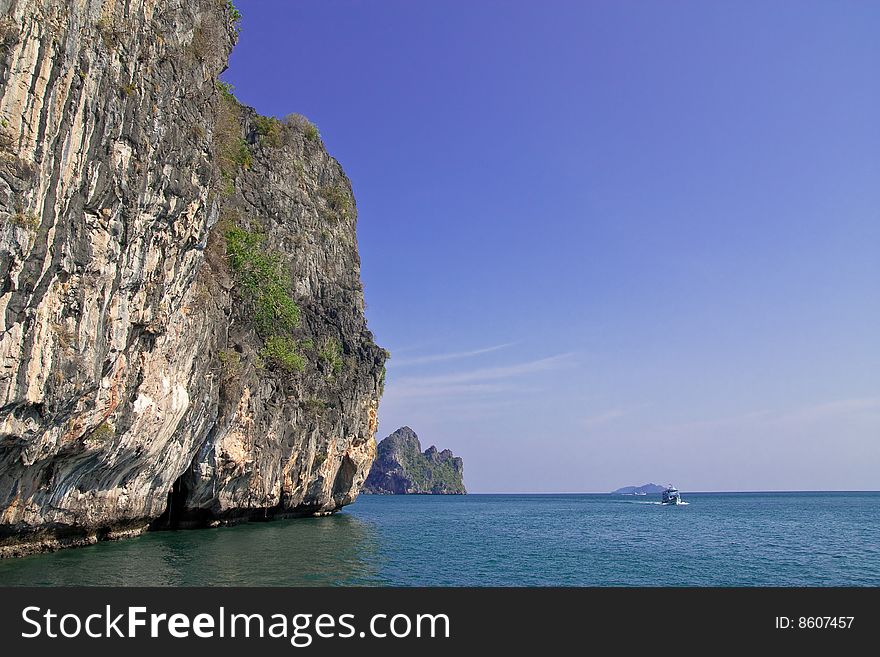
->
9, 212, 39, 231
189, 24, 225, 63
318, 185, 352, 221
225, 225, 300, 334
284, 113, 319, 141
214, 87, 252, 189
303, 397, 327, 413
215, 80, 236, 100
225, 1, 242, 26
261, 335, 305, 372
190, 26, 206, 61
95, 17, 122, 50
254, 115, 283, 148
319, 337, 344, 375
90, 421, 115, 442
232, 138, 252, 169
218, 348, 242, 378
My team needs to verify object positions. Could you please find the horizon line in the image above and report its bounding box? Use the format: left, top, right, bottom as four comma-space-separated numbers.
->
449, 489, 880, 495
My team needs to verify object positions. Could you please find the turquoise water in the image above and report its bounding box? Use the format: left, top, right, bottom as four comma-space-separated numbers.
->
0, 492, 878, 586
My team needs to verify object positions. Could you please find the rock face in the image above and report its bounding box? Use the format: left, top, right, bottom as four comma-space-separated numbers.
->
0, 0, 385, 557
363, 427, 465, 495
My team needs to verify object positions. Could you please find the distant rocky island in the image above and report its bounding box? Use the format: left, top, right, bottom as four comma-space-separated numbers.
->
362, 427, 466, 494
612, 483, 667, 495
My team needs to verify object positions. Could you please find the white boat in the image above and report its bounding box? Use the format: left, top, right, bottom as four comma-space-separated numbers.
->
634, 491, 647, 496
661, 486, 684, 505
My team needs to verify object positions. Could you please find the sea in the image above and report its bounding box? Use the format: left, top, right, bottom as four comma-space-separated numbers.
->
1, 492, 878, 586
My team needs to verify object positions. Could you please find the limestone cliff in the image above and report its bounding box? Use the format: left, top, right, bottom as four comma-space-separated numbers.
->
0, 0, 385, 557
363, 427, 465, 495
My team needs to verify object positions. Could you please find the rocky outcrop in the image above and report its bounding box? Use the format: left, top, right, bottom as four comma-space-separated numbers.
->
363, 427, 465, 495
611, 483, 667, 495
0, 0, 385, 557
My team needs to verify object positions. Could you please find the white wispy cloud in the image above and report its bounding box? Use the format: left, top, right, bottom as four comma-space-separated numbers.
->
393, 353, 574, 387
778, 397, 880, 423
383, 353, 575, 402
578, 402, 652, 431
385, 382, 519, 400
662, 396, 880, 435
390, 342, 516, 367
580, 407, 630, 431
384, 341, 441, 356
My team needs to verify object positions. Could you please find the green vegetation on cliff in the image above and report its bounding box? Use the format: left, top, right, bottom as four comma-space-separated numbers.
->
224, 222, 307, 373
363, 427, 466, 495
224, 224, 300, 334
260, 335, 306, 372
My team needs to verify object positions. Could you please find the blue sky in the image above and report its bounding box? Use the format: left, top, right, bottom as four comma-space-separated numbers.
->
225, 1, 880, 492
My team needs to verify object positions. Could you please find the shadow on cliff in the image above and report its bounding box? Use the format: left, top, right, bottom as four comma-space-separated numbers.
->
1, 512, 384, 586
149, 463, 365, 531
150, 477, 198, 530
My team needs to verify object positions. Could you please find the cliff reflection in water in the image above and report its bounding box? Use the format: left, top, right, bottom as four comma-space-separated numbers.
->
0, 513, 383, 586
